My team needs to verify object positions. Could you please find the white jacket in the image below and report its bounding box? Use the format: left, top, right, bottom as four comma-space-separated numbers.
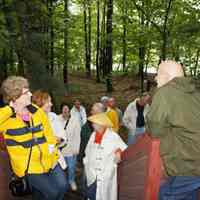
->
122, 99, 150, 134
70, 106, 87, 127
48, 112, 65, 139
58, 114, 81, 157
84, 128, 127, 200
48, 112, 67, 169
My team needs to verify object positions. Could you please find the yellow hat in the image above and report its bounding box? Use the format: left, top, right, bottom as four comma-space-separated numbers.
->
88, 113, 113, 127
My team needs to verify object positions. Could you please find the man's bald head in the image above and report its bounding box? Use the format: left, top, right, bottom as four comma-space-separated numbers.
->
90, 102, 105, 115
156, 60, 184, 88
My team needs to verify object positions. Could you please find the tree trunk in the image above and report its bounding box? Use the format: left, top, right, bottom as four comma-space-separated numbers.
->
63, 0, 69, 84
87, 0, 91, 77
84, 0, 88, 76
100, 0, 107, 77
0, 49, 8, 83
138, 0, 145, 93
194, 49, 200, 77
105, 0, 113, 75
161, 0, 173, 61
16, 49, 24, 76
49, 0, 54, 76
96, 0, 100, 82
2, 0, 17, 76
122, 0, 127, 72
45, 0, 50, 72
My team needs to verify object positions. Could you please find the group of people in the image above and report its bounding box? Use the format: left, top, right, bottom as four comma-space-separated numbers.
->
0, 76, 128, 200
1, 59, 200, 200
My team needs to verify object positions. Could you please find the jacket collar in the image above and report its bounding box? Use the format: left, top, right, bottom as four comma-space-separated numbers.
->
11, 104, 38, 118
27, 104, 38, 114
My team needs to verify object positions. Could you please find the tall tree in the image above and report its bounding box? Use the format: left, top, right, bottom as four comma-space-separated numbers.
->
122, 0, 127, 72
49, 0, 54, 76
161, 0, 173, 60
15, 0, 51, 88
99, 0, 106, 77
83, 0, 91, 78
0, 48, 8, 82
63, 0, 69, 84
45, 0, 50, 72
132, 0, 173, 61
138, 0, 145, 92
96, 0, 100, 82
105, 0, 113, 75
88, 0, 91, 77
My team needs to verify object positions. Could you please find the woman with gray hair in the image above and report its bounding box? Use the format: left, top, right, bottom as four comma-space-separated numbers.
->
0, 76, 67, 200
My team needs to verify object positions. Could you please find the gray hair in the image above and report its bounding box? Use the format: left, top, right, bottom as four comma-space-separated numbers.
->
1, 76, 29, 103
93, 102, 106, 113
100, 96, 109, 104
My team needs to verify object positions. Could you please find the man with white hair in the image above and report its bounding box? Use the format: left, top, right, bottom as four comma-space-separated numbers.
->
79, 102, 106, 162
146, 60, 200, 200
100, 96, 119, 133
100, 96, 109, 106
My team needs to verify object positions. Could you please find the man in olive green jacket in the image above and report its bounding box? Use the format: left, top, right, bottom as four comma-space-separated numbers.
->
146, 60, 200, 200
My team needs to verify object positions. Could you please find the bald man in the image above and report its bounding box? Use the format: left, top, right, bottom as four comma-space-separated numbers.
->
146, 60, 200, 200
79, 102, 106, 163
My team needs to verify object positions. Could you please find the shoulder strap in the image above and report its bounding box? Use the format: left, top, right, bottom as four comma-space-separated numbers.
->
24, 118, 34, 175
24, 143, 33, 175
64, 119, 69, 130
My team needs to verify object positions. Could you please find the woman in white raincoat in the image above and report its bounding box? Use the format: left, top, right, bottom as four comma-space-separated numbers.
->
83, 113, 127, 200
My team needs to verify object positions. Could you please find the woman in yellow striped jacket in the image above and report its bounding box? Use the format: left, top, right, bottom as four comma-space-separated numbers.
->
0, 76, 68, 200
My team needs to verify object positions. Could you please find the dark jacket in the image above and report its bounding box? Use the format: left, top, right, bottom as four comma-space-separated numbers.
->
146, 77, 200, 176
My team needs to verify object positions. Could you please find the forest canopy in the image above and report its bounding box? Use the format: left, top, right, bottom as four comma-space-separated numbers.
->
0, 0, 200, 92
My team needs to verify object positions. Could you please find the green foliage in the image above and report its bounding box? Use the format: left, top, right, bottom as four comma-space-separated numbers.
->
0, 0, 200, 86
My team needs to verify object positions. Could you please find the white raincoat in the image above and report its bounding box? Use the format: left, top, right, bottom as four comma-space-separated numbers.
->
83, 128, 127, 200
48, 112, 67, 169
122, 99, 150, 134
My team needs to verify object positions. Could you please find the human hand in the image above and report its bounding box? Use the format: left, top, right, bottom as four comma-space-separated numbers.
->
114, 148, 122, 163
55, 137, 62, 144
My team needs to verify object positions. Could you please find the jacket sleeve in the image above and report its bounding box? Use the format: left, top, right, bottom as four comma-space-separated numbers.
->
145, 90, 169, 138
115, 134, 128, 151
50, 113, 65, 139
66, 116, 81, 155
0, 106, 13, 132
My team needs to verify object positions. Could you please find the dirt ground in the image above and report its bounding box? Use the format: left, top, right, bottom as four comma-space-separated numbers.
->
55, 71, 155, 112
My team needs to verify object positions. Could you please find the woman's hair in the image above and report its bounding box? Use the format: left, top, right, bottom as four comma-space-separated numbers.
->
32, 90, 50, 107
60, 102, 69, 112
1, 76, 29, 103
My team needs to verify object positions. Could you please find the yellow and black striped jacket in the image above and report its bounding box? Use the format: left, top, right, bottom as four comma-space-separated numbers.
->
0, 104, 58, 177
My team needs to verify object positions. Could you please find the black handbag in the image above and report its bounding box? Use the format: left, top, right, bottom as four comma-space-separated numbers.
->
9, 175, 31, 196
9, 120, 33, 197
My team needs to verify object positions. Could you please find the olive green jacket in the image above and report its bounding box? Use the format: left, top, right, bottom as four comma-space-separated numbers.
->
146, 77, 200, 176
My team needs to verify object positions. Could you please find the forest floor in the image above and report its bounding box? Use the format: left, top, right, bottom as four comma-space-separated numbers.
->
58, 71, 155, 112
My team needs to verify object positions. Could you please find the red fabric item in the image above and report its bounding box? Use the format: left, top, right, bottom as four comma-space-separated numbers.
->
118, 133, 162, 200
94, 131, 105, 144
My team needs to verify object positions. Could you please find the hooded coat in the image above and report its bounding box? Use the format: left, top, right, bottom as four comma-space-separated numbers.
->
146, 77, 200, 176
